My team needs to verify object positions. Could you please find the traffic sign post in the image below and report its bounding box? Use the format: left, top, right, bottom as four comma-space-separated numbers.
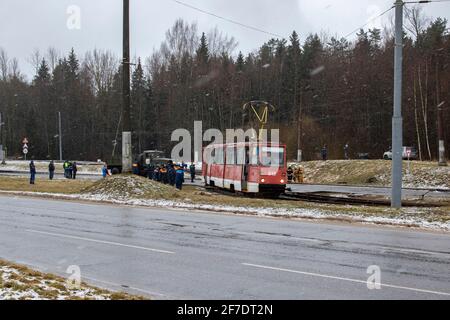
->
406, 148, 411, 174
22, 138, 29, 161
0, 144, 4, 163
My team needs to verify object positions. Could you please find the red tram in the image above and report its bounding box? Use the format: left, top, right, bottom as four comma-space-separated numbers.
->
202, 142, 287, 197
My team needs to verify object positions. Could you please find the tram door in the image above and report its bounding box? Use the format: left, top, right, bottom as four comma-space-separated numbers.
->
241, 146, 250, 191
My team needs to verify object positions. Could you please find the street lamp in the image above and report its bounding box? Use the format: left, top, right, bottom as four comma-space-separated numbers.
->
0, 112, 5, 164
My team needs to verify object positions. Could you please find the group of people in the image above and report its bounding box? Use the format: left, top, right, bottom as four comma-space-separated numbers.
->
63, 160, 78, 179
287, 166, 304, 184
320, 143, 350, 161
28, 160, 78, 184
145, 161, 196, 190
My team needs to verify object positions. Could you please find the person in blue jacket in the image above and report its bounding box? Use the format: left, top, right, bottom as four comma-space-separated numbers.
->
102, 164, 109, 178
168, 165, 176, 186
175, 167, 185, 190
29, 161, 36, 184
153, 167, 161, 181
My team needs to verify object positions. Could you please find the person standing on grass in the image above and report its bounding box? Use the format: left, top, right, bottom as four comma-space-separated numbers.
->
344, 143, 349, 160
168, 165, 176, 186
29, 161, 36, 185
152, 166, 160, 181
63, 160, 69, 178
189, 163, 196, 183
321, 145, 328, 161
48, 160, 55, 180
147, 164, 154, 180
68, 161, 73, 179
72, 162, 78, 180
102, 164, 109, 178
175, 166, 185, 190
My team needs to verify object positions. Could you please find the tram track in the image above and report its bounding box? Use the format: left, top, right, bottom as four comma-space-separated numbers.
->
202, 185, 447, 207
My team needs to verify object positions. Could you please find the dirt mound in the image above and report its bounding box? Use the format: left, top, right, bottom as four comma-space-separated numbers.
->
81, 175, 177, 200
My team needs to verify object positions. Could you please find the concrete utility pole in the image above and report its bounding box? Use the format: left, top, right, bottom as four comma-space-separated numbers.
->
391, 0, 404, 209
122, 0, 132, 173
437, 101, 447, 166
58, 111, 63, 161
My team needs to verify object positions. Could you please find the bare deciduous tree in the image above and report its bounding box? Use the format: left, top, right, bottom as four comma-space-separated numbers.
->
84, 49, 118, 94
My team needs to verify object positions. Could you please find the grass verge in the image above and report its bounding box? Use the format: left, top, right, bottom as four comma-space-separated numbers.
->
0, 177, 94, 194
0, 259, 146, 300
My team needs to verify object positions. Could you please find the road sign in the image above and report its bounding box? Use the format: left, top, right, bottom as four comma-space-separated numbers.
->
23, 144, 28, 149
406, 148, 412, 159
23, 148, 28, 155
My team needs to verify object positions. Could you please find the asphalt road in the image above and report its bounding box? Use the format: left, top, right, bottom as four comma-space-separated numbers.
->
0, 195, 449, 300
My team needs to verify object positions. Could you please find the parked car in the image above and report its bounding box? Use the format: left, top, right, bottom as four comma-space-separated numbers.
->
357, 153, 370, 160
383, 147, 418, 160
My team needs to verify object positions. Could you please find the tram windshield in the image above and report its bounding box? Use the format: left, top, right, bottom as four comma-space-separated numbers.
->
258, 146, 285, 167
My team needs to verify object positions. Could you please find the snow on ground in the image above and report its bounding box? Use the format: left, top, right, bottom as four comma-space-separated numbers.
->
289, 160, 450, 190
0, 160, 103, 175
0, 261, 140, 300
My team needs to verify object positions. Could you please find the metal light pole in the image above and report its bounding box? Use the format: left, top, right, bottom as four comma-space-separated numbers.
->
122, 0, 132, 173
391, 0, 404, 208
0, 112, 5, 164
58, 111, 63, 161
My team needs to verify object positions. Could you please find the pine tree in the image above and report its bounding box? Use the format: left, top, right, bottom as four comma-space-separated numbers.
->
196, 32, 209, 67
236, 51, 245, 72
34, 59, 51, 85
67, 48, 80, 80
131, 58, 147, 153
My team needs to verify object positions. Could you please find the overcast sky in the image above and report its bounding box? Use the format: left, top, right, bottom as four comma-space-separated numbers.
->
1, 0, 449, 80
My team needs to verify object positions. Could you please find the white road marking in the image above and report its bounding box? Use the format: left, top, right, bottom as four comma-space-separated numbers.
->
82, 275, 169, 298
242, 263, 450, 297
25, 229, 175, 254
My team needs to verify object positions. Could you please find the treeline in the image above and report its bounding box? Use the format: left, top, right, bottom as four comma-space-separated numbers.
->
0, 8, 449, 161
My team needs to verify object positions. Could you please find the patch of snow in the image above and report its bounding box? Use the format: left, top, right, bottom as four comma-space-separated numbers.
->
0, 264, 113, 300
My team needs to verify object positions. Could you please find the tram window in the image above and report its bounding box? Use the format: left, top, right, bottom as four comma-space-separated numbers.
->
214, 147, 224, 165
226, 147, 235, 165
204, 148, 213, 165
237, 146, 245, 165
250, 146, 258, 165
260, 147, 285, 166
210, 148, 216, 164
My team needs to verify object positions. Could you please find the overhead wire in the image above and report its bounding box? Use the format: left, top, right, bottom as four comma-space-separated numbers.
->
170, 0, 284, 38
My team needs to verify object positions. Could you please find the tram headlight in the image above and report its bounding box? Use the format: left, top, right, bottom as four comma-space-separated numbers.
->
280, 179, 285, 184
261, 178, 266, 183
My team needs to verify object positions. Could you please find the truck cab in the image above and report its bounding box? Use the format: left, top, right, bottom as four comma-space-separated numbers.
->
133, 150, 171, 176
